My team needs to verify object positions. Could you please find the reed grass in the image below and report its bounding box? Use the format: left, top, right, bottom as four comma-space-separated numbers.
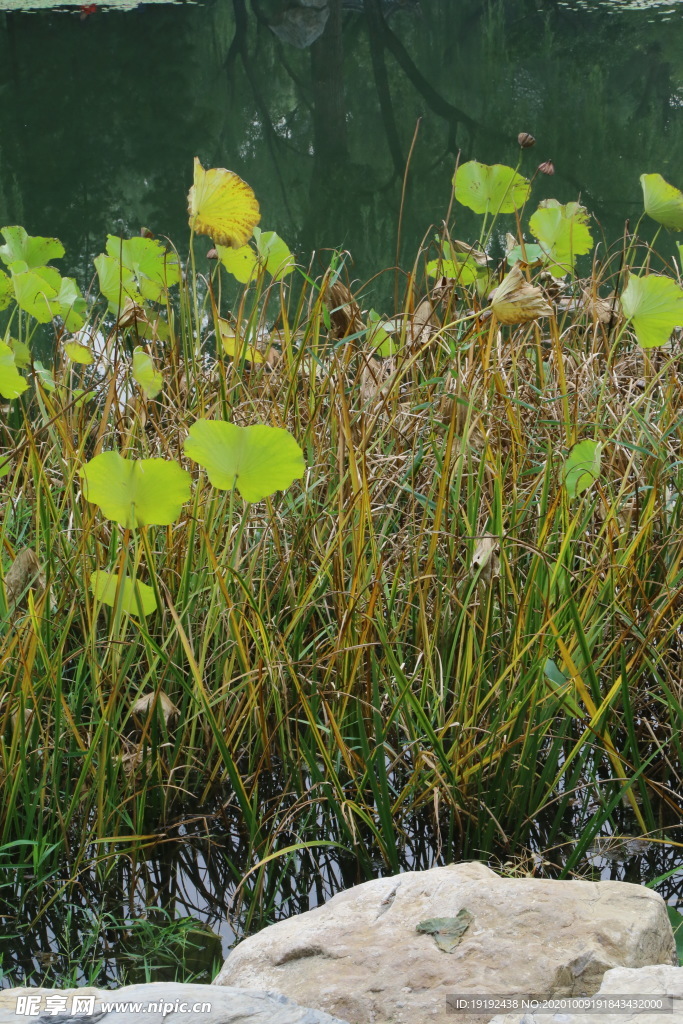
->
1, 220, 682, 985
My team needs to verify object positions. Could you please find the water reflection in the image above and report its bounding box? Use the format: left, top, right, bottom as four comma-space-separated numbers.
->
0, 0, 681, 293
1, 779, 682, 988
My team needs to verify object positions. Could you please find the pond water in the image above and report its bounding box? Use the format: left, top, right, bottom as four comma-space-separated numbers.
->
1, 0, 682, 294
2, 0, 683, 988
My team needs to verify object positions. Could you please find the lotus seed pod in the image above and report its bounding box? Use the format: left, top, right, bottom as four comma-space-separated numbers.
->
518, 132, 536, 149
538, 160, 555, 175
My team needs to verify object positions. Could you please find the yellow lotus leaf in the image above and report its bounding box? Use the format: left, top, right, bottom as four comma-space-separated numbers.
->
490, 265, 553, 324
218, 318, 264, 363
187, 158, 260, 248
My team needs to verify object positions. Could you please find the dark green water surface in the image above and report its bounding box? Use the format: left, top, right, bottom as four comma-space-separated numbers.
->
1, 0, 682, 288
2, 0, 683, 989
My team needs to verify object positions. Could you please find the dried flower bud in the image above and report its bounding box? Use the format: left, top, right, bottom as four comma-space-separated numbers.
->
538, 160, 555, 175
140, 226, 155, 239
517, 132, 536, 149
206, 248, 218, 259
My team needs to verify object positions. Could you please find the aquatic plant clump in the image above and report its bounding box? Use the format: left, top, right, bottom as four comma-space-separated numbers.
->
1, 157, 683, 987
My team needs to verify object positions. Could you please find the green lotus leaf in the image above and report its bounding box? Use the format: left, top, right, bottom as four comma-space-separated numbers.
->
9, 339, 31, 368
620, 273, 683, 349
105, 235, 181, 302
12, 266, 86, 330
65, 341, 94, 365
253, 227, 295, 280
426, 255, 481, 285
641, 173, 683, 231
0, 453, 10, 479
95, 253, 142, 307
33, 361, 56, 392
0, 269, 12, 311
12, 265, 61, 322
529, 200, 593, 277
56, 277, 87, 330
218, 320, 265, 363
183, 419, 305, 502
367, 309, 398, 357
506, 242, 545, 267
563, 439, 602, 498
0, 341, 29, 399
96, 236, 180, 309
216, 243, 259, 284
0, 226, 64, 269
132, 346, 163, 398
453, 162, 531, 216
90, 570, 157, 617
79, 451, 192, 527
71, 388, 94, 408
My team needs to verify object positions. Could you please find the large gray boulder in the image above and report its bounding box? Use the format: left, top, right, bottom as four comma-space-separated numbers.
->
487, 964, 683, 1023
0, 983, 351, 1024
214, 862, 676, 1024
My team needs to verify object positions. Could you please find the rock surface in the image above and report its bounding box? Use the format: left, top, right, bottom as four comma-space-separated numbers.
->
214, 862, 677, 1024
487, 964, 683, 1024
0, 983, 351, 1024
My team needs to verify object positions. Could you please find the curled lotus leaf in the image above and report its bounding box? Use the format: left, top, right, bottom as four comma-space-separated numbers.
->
641, 173, 683, 231
132, 347, 163, 398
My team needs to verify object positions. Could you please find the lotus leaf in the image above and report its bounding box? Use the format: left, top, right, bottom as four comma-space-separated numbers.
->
641, 173, 683, 231
216, 244, 259, 284
217, 228, 294, 283
183, 419, 305, 502
367, 309, 397, 357
0, 341, 29, 399
188, 158, 260, 248
0, 226, 64, 269
80, 451, 192, 527
620, 273, 683, 349
506, 242, 545, 267
218, 320, 265, 363
96, 236, 180, 308
33, 361, 56, 392
529, 200, 593, 277
90, 570, 157, 617
12, 266, 86, 330
563, 439, 602, 498
95, 254, 142, 307
65, 342, 94, 364
9, 339, 31, 368
426, 255, 481, 285
253, 227, 295, 280
0, 269, 12, 311
132, 347, 163, 398
453, 162, 530, 215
